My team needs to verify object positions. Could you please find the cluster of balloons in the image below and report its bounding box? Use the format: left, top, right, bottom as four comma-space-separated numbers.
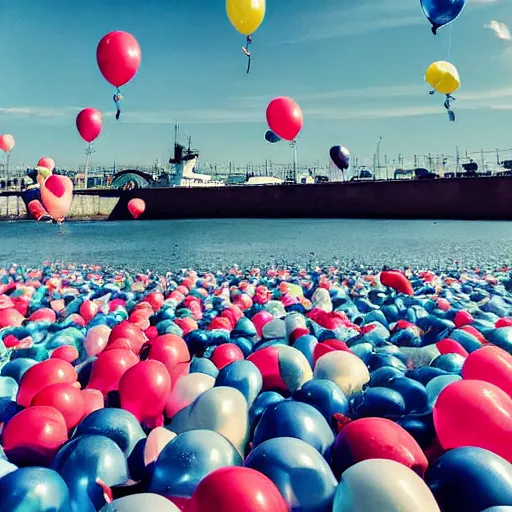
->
0, 262, 511, 510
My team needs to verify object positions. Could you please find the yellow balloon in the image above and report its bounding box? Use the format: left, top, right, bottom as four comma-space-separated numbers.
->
226, 0, 266, 36
425, 61, 460, 95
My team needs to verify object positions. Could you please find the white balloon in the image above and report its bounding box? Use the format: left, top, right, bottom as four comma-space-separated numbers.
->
333, 459, 440, 512
165, 372, 215, 418
314, 351, 370, 395
100, 493, 180, 512
262, 318, 286, 339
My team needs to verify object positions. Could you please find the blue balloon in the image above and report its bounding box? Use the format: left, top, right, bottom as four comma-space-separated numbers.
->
52, 435, 129, 511
0, 467, 72, 512
430, 353, 465, 373
215, 360, 262, 407
293, 334, 318, 368
329, 145, 350, 171
265, 130, 281, 144
381, 376, 429, 414
420, 0, 466, 35
189, 356, 219, 378
292, 379, 348, 425
149, 430, 242, 498
245, 437, 337, 512
425, 447, 512, 512
249, 391, 284, 432
350, 387, 406, 418
253, 400, 334, 457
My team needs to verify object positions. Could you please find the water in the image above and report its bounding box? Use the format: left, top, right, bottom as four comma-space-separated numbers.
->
0, 219, 511, 272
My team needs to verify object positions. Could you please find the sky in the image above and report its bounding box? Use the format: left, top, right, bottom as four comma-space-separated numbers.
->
1, 0, 512, 169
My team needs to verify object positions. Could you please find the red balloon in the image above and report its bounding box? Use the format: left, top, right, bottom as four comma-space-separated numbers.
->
29, 307, 56, 323
118, 360, 171, 428
81, 389, 105, 417
462, 345, 512, 397
17, 359, 78, 407
331, 417, 428, 478
454, 310, 473, 328
37, 157, 55, 172
187, 467, 289, 512
247, 346, 287, 392
97, 31, 141, 88
3, 406, 68, 466
107, 320, 146, 355
436, 338, 468, 358
76, 108, 103, 143
146, 334, 191, 383
496, 317, 512, 328
51, 345, 80, 363
313, 339, 351, 365
0, 307, 25, 328
146, 291, 164, 312
86, 348, 139, 397
266, 97, 303, 142
433, 379, 512, 462
31, 383, 85, 430
128, 198, 145, 219
380, 270, 414, 295
211, 343, 244, 370
80, 300, 98, 323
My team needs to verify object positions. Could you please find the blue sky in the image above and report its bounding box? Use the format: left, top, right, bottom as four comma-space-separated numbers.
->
0, 0, 511, 169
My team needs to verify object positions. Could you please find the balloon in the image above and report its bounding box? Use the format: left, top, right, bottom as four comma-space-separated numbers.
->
51, 345, 79, 363
31, 383, 86, 430
3, 406, 68, 466
215, 359, 262, 408
40, 174, 74, 221
425, 61, 460, 95
331, 417, 428, 478
313, 351, 370, 395
38, 157, 55, 172
253, 400, 334, 457
462, 345, 512, 397
144, 427, 176, 467
226, 0, 266, 36
86, 348, 139, 396
211, 343, 244, 370
118, 360, 171, 428
97, 31, 142, 88
333, 459, 440, 511
245, 437, 337, 512
0, 467, 71, 512
108, 320, 147, 355
76, 108, 103, 143
17, 358, 77, 407
329, 145, 350, 171
426, 374, 461, 407
100, 494, 181, 512
187, 466, 288, 512
433, 379, 512, 462
52, 434, 129, 511
420, 0, 466, 34
128, 198, 146, 219
0, 134, 15, 153
146, 333, 191, 383
266, 97, 304, 142
265, 130, 281, 144
166, 372, 215, 418
380, 270, 414, 295
170, 386, 249, 455
425, 447, 512, 512
81, 389, 105, 417
84, 324, 111, 357
149, 430, 243, 498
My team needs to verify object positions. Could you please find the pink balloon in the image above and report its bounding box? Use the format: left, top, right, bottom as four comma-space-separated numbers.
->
81, 389, 105, 417
76, 108, 103, 143
266, 97, 303, 142
128, 198, 146, 219
37, 157, 55, 172
40, 175, 74, 221
144, 427, 176, 466
97, 31, 142, 88
84, 324, 111, 357
0, 134, 15, 153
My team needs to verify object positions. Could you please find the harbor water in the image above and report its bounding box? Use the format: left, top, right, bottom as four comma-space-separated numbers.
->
1, 219, 511, 271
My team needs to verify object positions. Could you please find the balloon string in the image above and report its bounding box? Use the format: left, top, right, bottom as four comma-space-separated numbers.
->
242, 35, 252, 74
445, 24, 453, 61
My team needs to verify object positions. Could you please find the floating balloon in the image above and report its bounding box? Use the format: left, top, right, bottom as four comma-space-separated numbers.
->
426, 61, 460, 122
40, 174, 74, 222
0, 134, 15, 153
187, 466, 288, 512
97, 31, 141, 119
38, 157, 55, 172
128, 198, 146, 219
265, 130, 281, 144
266, 97, 304, 142
333, 459, 440, 511
226, 0, 266, 73
76, 108, 103, 143
329, 145, 350, 171
420, 0, 466, 34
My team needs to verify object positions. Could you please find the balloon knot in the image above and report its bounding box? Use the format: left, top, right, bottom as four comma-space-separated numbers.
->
96, 477, 113, 504
431, 26, 437, 35
331, 413, 352, 433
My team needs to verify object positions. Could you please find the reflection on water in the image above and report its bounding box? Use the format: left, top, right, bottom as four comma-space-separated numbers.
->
0, 219, 511, 272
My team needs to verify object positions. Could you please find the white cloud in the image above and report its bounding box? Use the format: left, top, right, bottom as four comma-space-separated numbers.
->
485, 20, 512, 40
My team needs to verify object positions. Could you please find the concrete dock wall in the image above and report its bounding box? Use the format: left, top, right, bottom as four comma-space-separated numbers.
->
1, 176, 512, 221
